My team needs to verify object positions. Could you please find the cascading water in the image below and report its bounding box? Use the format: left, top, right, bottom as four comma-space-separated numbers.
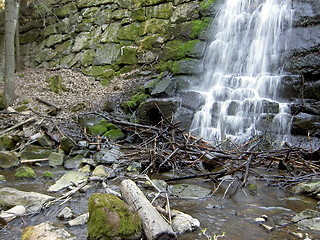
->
190, 0, 294, 143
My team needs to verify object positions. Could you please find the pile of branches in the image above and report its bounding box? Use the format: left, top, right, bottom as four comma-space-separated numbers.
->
1, 109, 319, 188
87, 112, 320, 188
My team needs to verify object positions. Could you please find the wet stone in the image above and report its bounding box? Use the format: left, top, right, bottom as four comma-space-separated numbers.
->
170, 183, 212, 198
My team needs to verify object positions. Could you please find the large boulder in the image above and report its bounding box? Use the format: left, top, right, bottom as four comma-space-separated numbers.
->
88, 193, 141, 240
136, 98, 181, 124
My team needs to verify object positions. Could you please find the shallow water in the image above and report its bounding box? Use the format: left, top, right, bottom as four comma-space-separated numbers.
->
1, 166, 319, 240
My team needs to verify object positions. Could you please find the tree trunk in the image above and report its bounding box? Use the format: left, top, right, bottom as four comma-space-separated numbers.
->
15, 21, 21, 72
4, 0, 20, 106
120, 179, 177, 240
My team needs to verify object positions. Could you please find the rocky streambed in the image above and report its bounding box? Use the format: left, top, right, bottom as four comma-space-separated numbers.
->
0, 109, 320, 240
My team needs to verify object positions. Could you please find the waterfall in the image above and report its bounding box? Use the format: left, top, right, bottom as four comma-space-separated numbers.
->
190, 0, 294, 143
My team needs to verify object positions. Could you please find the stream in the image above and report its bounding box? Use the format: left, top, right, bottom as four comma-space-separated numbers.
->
1, 166, 319, 240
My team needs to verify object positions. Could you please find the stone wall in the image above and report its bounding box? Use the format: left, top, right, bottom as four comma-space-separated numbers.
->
18, 0, 217, 85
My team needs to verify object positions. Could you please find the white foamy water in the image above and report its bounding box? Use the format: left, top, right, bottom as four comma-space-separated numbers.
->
190, 0, 293, 143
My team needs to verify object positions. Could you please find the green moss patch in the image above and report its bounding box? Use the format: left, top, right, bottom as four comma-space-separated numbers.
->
88, 193, 141, 240
121, 90, 150, 114
88, 119, 124, 140
15, 166, 36, 178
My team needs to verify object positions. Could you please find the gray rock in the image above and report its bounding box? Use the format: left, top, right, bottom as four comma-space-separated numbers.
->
0, 151, 20, 169
291, 112, 320, 137
64, 154, 84, 169
48, 151, 66, 167
292, 181, 320, 195
151, 76, 176, 97
173, 59, 203, 75
93, 43, 120, 65
92, 165, 116, 179
0, 187, 54, 212
67, 213, 89, 227
136, 98, 181, 124
292, 209, 320, 231
21, 222, 76, 240
170, 183, 212, 198
179, 90, 205, 111
172, 209, 200, 234
48, 171, 88, 192
93, 147, 122, 165
58, 207, 74, 220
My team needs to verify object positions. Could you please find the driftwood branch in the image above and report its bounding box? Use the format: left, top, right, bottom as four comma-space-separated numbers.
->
0, 116, 37, 136
35, 97, 61, 110
120, 179, 177, 240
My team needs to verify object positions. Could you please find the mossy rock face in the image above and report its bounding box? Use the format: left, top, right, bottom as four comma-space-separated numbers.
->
88, 193, 141, 240
145, 2, 173, 19
15, 166, 36, 178
117, 47, 137, 65
55, 2, 78, 18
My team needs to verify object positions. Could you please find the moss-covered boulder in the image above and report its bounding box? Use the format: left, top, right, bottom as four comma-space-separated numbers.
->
15, 166, 36, 178
88, 193, 141, 240
0, 151, 20, 169
0, 135, 20, 151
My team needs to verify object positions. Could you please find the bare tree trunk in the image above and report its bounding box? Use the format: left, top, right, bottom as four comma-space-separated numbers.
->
0, 34, 4, 81
15, 21, 21, 72
4, 0, 20, 106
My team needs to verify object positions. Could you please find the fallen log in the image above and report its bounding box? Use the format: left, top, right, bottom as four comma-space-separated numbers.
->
120, 179, 177, 240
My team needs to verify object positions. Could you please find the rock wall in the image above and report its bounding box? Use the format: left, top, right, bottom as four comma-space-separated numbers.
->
17, 0, 217, 85
283, 0, 320, 138
1, 0, 319, 140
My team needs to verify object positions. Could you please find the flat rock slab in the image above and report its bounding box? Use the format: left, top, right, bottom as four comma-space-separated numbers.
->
22, 221, 76, 240
0, 187, 54, 212
292, 209, 320, 231
48, 171, 87, 192
170, 184, 212, 198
